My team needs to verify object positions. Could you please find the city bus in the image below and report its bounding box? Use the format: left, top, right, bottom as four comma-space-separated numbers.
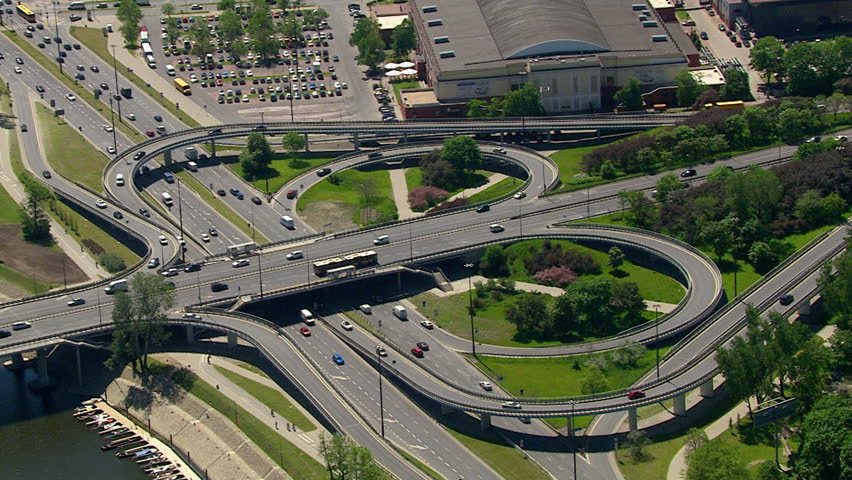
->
68, 1, 86, 10
313, 250, 378, 276
704, 100, 745, 110
16, 4, 36, 23
174, 78, 191, 95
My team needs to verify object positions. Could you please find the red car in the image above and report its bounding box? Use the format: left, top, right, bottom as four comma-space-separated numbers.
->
410, 347, 424, 358
146, 130, 155, 137
299, 327, 311, 337
286, 189, 298, 199
627, 389, 646, 400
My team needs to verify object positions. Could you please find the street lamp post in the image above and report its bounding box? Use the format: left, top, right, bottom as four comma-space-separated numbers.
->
109, 96, 118, 156
110, 44, 122, 121
196, 269, 202, 304
408, 221, 413, 262
464, 262, 476, 357
256, 252, 264, 299
570, 400, 577, 480
654, 305, 661, 380
53, 1, 63, 76
517, 70, 528, 142
96, 286, 103, 327
176, 177, 185, 263
377, 346, 385, 437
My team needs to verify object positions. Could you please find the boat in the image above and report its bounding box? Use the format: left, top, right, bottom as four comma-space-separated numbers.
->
101, 426, 129, 437
101, 435, 141, 450
73, 406, 99, 416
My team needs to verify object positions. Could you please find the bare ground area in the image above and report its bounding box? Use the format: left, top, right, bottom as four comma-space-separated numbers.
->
299, 201, 358, 233
0, 225, 87, 283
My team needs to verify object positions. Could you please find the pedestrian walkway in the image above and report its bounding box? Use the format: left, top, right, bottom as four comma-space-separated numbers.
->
388, 167, 420, 220
445, 173, 508, 203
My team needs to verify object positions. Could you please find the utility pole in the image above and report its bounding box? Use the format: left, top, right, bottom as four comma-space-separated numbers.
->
256, 252, 264, 299
378, 347, 385, 437
177, 177, 185, 263
53, 1, 63, 76
111, 44, 122, 121
465, 263, 476, 357
655, 305, 661, 380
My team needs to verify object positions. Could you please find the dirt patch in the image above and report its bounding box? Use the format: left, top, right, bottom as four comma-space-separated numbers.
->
0, 225, 87, 283
298, 201, 358, 233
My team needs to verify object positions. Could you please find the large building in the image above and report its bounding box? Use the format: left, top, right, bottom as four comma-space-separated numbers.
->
712, 0, 850, 39
404, 0, 697, 117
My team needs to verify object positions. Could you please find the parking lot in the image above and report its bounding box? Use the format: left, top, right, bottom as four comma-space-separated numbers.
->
140, 1, 381, 122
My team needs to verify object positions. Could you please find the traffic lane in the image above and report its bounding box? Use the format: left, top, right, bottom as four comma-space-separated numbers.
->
283, 317, 500, 480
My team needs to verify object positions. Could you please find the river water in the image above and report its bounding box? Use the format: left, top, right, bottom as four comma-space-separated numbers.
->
0, 364, 147, 480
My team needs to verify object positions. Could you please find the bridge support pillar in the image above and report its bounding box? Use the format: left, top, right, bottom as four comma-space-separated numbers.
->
10, 353, 25, 366
700, 379, 714, 398
186, 325, 195, 344
163, 149, 173, 166
798, 301, 811, 316
596, 130, 601, 140
28, 348, 57, 393
210, 140, 216, 159
303, 134, 310, 153
75, 345, 83, 388
546, 131, 551, 142
628, 408, 638, 431
227, 333, 238, 348
401, 132, 408, 144
500, 131, 504, 142
480, 413, 491, 431
352, 132, 359, 151
673, 393, 687, 416
440, 404, 455, 416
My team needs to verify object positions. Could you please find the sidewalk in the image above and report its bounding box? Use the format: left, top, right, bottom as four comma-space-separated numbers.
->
0, 96, 102, 281
388, 168, 420, 220
445, 173, 508, 202
76, 17, 219, 127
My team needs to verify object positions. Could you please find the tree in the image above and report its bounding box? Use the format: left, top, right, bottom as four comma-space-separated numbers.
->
742, 106, 774, 145
240, 132, 273, 179
676, 69, 703, 107
479, 245, 507, 277
277, 0, 290, 12
748, 241, 778, 273
562, 276, 615, 336
684, 428, 708, 456
440, 136, 482, 173
700, 219, 734, 262
720, 69, 753, 101
614, 78, 644, 111
189, 22, 214, 57
624, 431, 651, 462
612, 341, 646, 368
685, 439, 748, 480
755, 462, 784, 480
785, 39, 850, 97
505, 294, 551, 341
580, 365, 608, 394
503, 83, 545, 117
351, 18, 385, 73
219, 10, 244, 44
117, 0, 143, 47
607, 246, 625, 271
319, 433, 389, 480
390, 19, 415, 58
105, 273, 175, 373
282, 132, 307, 168
777, 104, 821, 143
618, 189, 656, 229
825, 91, 849, 120
161, 2, 175, 17
830, 329, 852, 373
715, 305, 774, 416
819, 248, 852, 329
247, 0, 277, 62
787, 337, 832, 408
218, 0, 236, 11
725, 167, 782, 224
655, 173, 685, 202
749, 36, 785, 82
794, 395, 852, 480
724, 113, 751, 149
229, 40, 248, 62
165, 23, 182, 45
795, 190, 847, 227
610, 280, 646, 329
18, 178, 53, 243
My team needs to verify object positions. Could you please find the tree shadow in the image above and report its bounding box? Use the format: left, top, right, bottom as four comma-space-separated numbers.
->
610, 268, 629, 279
123, 385, 155, 415
0, 113, 17, 130
137, 364, 191, 404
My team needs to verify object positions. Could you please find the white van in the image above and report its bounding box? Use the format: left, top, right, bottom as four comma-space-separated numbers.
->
300, 309, 315, 325
280, 215, 294, 229
165, 64, 175, 76
104, 279, 128, 294
373, 235, 390, 245
161, 192, 173, 206
115, 173, 124, 186
392, 305, 408, 320
186, 161, 198, 172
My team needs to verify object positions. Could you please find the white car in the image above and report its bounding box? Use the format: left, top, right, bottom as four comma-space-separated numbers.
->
14, 67, 21, 74
421, 320, 434, 329
232, 258, 250, 268
126, 113, 136, 121
246, 69, 253, 77
161, 268, 179, 277
95, 199, 107, 209
189, 74, 198, 83
103, 125, 113, 133
286, 250, 304, 260
106, 146, 116, 154
479, 381, 493, 391
513, 191, 526, 200
159, 235, 168, 245
182, 312, 201, 319
341, 82, 348, 89
341, 320, 353, 331
376, 345, 388, 357
359, 304, 372, 314
65, 93, 77, 101
201, 233, 210, 242
502, 401, 522, 409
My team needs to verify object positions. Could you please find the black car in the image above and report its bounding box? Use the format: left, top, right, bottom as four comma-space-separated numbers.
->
73, 43, 81, 50
63, 43, 72, 51
100, 82, 109, 90
133, 151, 146, 160
680, 169, 697, 178
253, 125, 267, 131
138, 208, 150, 217
416, 341, 430, 351
211, 282, 229, 292
0, 330, 11, 338
317, 167, 332, 176
36, 85, 45, 93
184, 263, 201, 272
476, 204, 490, 213
779, 294, 794, 306
251, 196, 262, 205
216, 189, 226, 196
20, 124, 27, 132
208, 227, 218, 236
113, 211, 124, 220
15, 57, 23, 64
42, 170, 51, 179
154, 115, 163, 122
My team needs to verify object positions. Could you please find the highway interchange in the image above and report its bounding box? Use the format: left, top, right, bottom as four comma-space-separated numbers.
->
0, 5, 849, 480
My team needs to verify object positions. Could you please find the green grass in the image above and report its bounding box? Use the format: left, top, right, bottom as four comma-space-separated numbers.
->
214, 365, 316, 432
226, 152, 338, 194
173, 170, 270, 245
391, 80, 418, 105
676, 9, 691, 20
2, 31, 144, 143
404, 167, 424, 192
444, 425, 549, 480
70, 27, 201, 128
236, 361, 269, 378
467, 177, 521, 204
549, 143, 602, 188
0, 263, 54, 294
45, 198, 140, 267
0, 182, 20, 224
297, 169, 398, 225
150, 359, 327, 480
34, 104, 109, 193
469, 346, 671, 399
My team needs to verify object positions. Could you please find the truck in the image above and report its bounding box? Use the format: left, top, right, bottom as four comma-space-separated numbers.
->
300, 309, 315, 325
145, 54, 156, 68
120, 87, 132, 99
227, 242, 257, 258
104, 279, 128, 294
392, 305, 407, 320
184, 146, 198, 161
161, 192, 173, 206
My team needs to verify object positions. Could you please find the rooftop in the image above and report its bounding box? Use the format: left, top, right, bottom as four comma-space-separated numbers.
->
377, 14, 409, 30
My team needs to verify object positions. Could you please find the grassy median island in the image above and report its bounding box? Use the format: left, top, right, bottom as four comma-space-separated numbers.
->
148, 359, 327, 480
34, 103, 109, 193
213, 365, 316, 432
444, 423, 550, 480
297, 169, 397, 229
226, 152, 338, 194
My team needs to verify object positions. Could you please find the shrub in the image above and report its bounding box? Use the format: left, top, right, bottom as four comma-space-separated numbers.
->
524, 243, 600, 275
427, 197, 468, 214
533, 266, 578, 287
99, 253, 126, 273
408, 186, 449, 211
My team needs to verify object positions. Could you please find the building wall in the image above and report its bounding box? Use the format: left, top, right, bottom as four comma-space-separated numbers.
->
748, 0, 850, 38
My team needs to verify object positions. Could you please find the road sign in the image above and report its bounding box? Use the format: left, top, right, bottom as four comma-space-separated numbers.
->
753, 398, 797, 428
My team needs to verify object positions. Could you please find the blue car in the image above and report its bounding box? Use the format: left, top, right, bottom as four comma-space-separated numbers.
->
332, 354, 344, 365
